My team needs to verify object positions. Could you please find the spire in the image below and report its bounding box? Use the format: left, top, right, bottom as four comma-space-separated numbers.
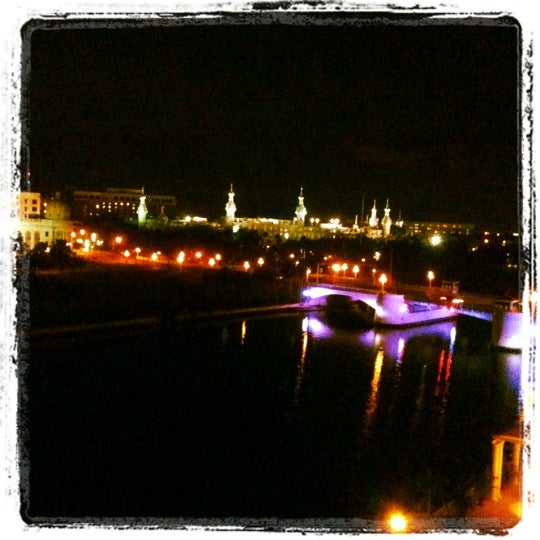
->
225, 183, 236, 222
381, 199, 392, 237
295, 186, 307, 225
368, 200, 378, 228
137, 189, 148, 226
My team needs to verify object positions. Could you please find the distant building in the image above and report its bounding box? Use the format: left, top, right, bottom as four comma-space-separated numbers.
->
68, 187, 178, 220
403, 221, 475, 236
17, 192, 80, 250
224, 185, 323, 240
364, 199, 392, 239
17, 191, 41, 219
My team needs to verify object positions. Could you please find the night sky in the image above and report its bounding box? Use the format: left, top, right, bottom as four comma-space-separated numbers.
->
25, 13, 520, 230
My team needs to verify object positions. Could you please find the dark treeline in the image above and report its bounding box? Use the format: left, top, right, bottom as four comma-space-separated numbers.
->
27, 266, 302, 329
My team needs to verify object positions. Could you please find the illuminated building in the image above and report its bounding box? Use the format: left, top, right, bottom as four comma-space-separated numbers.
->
16, 192, 81, 250
225, 185, 323, 240
365, 199, 393, 239
17, 191, 41, 219
403, 221, 475, 236
68, 187, 178, 220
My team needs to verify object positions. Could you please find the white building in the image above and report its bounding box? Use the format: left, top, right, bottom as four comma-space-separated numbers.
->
17, 192, 80, 250
225, 186, 322, 240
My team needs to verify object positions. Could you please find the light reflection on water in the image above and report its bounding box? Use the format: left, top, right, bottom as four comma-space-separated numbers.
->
29, 311, 522, 520
286, 312, 521, 513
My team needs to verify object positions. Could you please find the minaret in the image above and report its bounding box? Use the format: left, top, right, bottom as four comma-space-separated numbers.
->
381, 199, 392, 237
295, 187, 307, 225
368, 200, 378, 228
225, 183, 236, 222
137, 186, 148, 226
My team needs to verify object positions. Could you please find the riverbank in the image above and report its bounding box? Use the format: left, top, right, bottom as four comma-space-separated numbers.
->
22, 263, 304, 330
28, 301, 320, 338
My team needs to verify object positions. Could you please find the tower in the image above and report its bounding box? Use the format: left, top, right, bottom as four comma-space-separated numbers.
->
368, 200, 378, 228
381, 199, 392, 238
137, 187, 148, 226
295, 187, 307, 225
225, 183, 236, 222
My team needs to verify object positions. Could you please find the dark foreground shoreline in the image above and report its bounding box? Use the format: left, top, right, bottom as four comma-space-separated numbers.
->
22, 263, 304, 331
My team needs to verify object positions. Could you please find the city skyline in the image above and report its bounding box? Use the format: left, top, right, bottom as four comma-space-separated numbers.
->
25, 13, 519, 230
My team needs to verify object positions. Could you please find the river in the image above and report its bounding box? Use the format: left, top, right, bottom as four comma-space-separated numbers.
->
22, 312, 521, 528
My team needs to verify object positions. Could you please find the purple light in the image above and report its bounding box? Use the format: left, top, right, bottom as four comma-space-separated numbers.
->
301, 286, 336, 299
304, 315, 334, 338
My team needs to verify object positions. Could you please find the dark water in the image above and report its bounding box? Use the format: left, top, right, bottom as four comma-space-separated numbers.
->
23, 313, 521, 524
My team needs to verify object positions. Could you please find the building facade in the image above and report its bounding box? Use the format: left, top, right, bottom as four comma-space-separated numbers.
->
17, 191, 41, 220
68, 187, 178, 220
17, 193, 80, 250
403, 221, 475, 236
225, 186, 324, 240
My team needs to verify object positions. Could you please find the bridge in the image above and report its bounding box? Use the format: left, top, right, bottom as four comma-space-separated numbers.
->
302, 282, 491, 320
302, 282, 523, 350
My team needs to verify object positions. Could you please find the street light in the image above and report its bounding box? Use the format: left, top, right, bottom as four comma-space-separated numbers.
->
430, 234, 442, 246
379, 273, 387, 293
341, 263, 348, 276
353, 265, 359, 279
332, 263, 341, 278
388, 513, 408, 533
306, 268, 311, 284
427, 270, 435, 290
243, 260, 250, 271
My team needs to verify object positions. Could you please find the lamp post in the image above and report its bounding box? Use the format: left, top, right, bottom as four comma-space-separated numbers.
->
177, 251, 185, 270
427, 270, 435, 292
353, 265, 359, 280
306, 268, 311, 285
379, 273, 387, 293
